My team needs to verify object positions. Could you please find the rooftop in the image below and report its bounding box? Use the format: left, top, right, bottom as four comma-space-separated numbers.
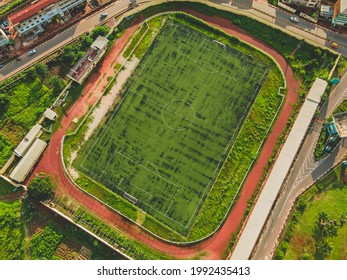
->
91, 36, 109, 50
44, 108, 57, 121
333, 112, 347, 138
8, 0, 60, 26
10, 138, 47, 183
14, 124, 42, 157
231, 78, 327, 260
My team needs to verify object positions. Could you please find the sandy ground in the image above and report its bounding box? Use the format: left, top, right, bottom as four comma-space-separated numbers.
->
68, 57, 140, 175
84, 57, 140, 141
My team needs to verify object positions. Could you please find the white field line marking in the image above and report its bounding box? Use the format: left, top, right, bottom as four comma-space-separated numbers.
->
79, 20, 273, 231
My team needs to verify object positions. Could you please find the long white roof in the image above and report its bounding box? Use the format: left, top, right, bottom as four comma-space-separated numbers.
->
231, 78, 328, 260
14, 124, 42, 157
10, 139, 47, 183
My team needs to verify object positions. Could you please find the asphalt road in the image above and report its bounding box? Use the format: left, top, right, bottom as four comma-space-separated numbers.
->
0, 0, 131, 81
252, 72, 347, 259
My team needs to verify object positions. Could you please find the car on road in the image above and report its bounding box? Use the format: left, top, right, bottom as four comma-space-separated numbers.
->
0, 64, 3, 69
331, 41, 338, 49
27, 49, 37, 56
100, 13, 107, 19
290, 16, 299, 23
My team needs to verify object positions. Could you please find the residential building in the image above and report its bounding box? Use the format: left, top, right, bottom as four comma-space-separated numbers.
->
67, 36, 109, 84
0, 29, 9, 47
332, 0, 347, 26
320, 5, 334, 18
8, 0, 87, 36
281, 0, 320, 8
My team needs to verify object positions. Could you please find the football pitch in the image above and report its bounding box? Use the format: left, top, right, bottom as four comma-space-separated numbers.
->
74, 19, 269, 235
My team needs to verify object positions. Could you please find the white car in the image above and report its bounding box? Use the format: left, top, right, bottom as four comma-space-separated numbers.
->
27, 49, 37, 56
290, 16, 299, 23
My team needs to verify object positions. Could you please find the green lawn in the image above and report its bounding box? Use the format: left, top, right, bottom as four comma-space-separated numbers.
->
74, 19, 269, 235
276, 165, 347, 260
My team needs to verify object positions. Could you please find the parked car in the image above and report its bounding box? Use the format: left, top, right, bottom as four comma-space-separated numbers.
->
330, 41, 338, 49
100, 13, 107, 19
27, 49, 37, 56
0, 64, 4, 69
290, 16, 299, 23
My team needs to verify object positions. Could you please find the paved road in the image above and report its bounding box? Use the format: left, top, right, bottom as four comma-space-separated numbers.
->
1, 0, 347, 82
252, 72, 347, 259
0, 0, 132, 81
214, 0, 347, 56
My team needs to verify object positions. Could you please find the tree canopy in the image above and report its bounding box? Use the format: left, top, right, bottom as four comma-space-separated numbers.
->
28, 173, 54, 201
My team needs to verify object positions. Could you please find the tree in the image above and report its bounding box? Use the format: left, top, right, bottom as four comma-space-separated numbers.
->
48, 75, 66, 95
27, 173, 54, 201
316, 241, 333, 259
0, 94, 8, 109
91, 26, 110, 39
80, 34, 93, 49
34, 63, 49, 81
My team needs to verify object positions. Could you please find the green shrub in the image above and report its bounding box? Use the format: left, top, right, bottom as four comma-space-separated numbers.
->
28, 173, 54, 201
29, 226, 63, 259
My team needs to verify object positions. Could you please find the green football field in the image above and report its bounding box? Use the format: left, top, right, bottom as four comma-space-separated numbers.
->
74, 20, 269, 235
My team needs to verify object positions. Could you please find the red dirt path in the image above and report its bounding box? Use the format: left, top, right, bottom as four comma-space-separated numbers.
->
29, 11, 299, 259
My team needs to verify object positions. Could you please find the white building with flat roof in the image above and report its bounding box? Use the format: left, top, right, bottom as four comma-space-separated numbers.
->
14, 124, 42, 157
231, 78, 328, 260
10, 138, 47, 183
44, 108, 57, 121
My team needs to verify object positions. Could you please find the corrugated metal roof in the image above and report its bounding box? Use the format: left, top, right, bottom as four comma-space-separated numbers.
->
91, 36, 109, 50
10, 139, 47, 183
231, 78, 327, 260
44, 108, 57, 121
14, 124, 42, 157
8, 0, 60, 26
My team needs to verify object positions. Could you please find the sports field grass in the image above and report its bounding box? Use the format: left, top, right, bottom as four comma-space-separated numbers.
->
74, 20, 269, 235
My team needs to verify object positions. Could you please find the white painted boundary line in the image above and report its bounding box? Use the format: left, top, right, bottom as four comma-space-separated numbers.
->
61, 12, 287, 245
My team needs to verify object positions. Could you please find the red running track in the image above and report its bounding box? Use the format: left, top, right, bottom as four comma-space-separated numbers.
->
29, 11, 299, 259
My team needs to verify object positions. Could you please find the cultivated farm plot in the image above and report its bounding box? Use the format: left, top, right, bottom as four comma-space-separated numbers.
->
74, 20, 269, 235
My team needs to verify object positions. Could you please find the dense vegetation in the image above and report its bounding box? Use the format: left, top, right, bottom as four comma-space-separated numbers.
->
59, 26, 110, 68
28, 174, 55, 201
0, 64, 66, 169
29, 226, 63, 260
0, 177, 17, 196
275, 165, 347, 260
0, 200, 25, 259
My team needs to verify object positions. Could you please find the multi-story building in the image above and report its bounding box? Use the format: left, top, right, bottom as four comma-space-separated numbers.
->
67, 36, 109, 84
332, 0, 347, 26
8, 0, 87, 37
0, 28, 9, 47
281, 0, 320, 8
